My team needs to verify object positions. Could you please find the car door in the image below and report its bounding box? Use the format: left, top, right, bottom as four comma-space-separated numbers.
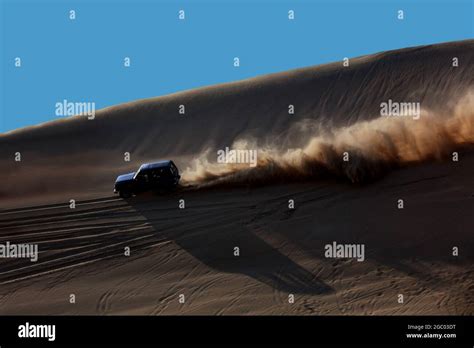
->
135, 172, 150, 192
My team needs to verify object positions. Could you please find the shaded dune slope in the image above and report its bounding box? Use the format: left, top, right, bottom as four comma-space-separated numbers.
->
1, 40, 473, 204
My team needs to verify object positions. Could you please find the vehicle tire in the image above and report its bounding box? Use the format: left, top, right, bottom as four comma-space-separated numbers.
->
119, 190, 132, 199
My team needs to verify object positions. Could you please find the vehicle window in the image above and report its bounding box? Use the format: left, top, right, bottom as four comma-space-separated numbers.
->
138, 173, 149, 182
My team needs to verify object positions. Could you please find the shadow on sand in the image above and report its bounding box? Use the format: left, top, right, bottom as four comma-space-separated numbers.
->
129, 197, 333, 295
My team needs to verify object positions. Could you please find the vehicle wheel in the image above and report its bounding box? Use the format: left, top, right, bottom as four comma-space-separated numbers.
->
119, 191, 132, 199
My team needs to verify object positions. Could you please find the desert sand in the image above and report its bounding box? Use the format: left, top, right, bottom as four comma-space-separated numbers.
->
0, 40, 473, 314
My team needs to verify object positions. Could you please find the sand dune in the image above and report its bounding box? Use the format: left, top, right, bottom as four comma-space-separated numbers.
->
1, 39, 473, 205
0, 40, 473, 314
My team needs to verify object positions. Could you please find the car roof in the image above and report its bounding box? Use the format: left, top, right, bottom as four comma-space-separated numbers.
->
139, 160, 174, 170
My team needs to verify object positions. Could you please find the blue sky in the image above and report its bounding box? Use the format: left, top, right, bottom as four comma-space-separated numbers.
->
1, 0, 473, 132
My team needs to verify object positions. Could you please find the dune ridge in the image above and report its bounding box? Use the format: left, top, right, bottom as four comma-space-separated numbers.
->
1, 39, 473, 204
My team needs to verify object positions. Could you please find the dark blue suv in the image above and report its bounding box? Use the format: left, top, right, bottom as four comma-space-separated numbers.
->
114, 160, 180, 198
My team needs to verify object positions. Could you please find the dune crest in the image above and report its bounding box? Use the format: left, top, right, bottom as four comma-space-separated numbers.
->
1, 40, 473, 204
